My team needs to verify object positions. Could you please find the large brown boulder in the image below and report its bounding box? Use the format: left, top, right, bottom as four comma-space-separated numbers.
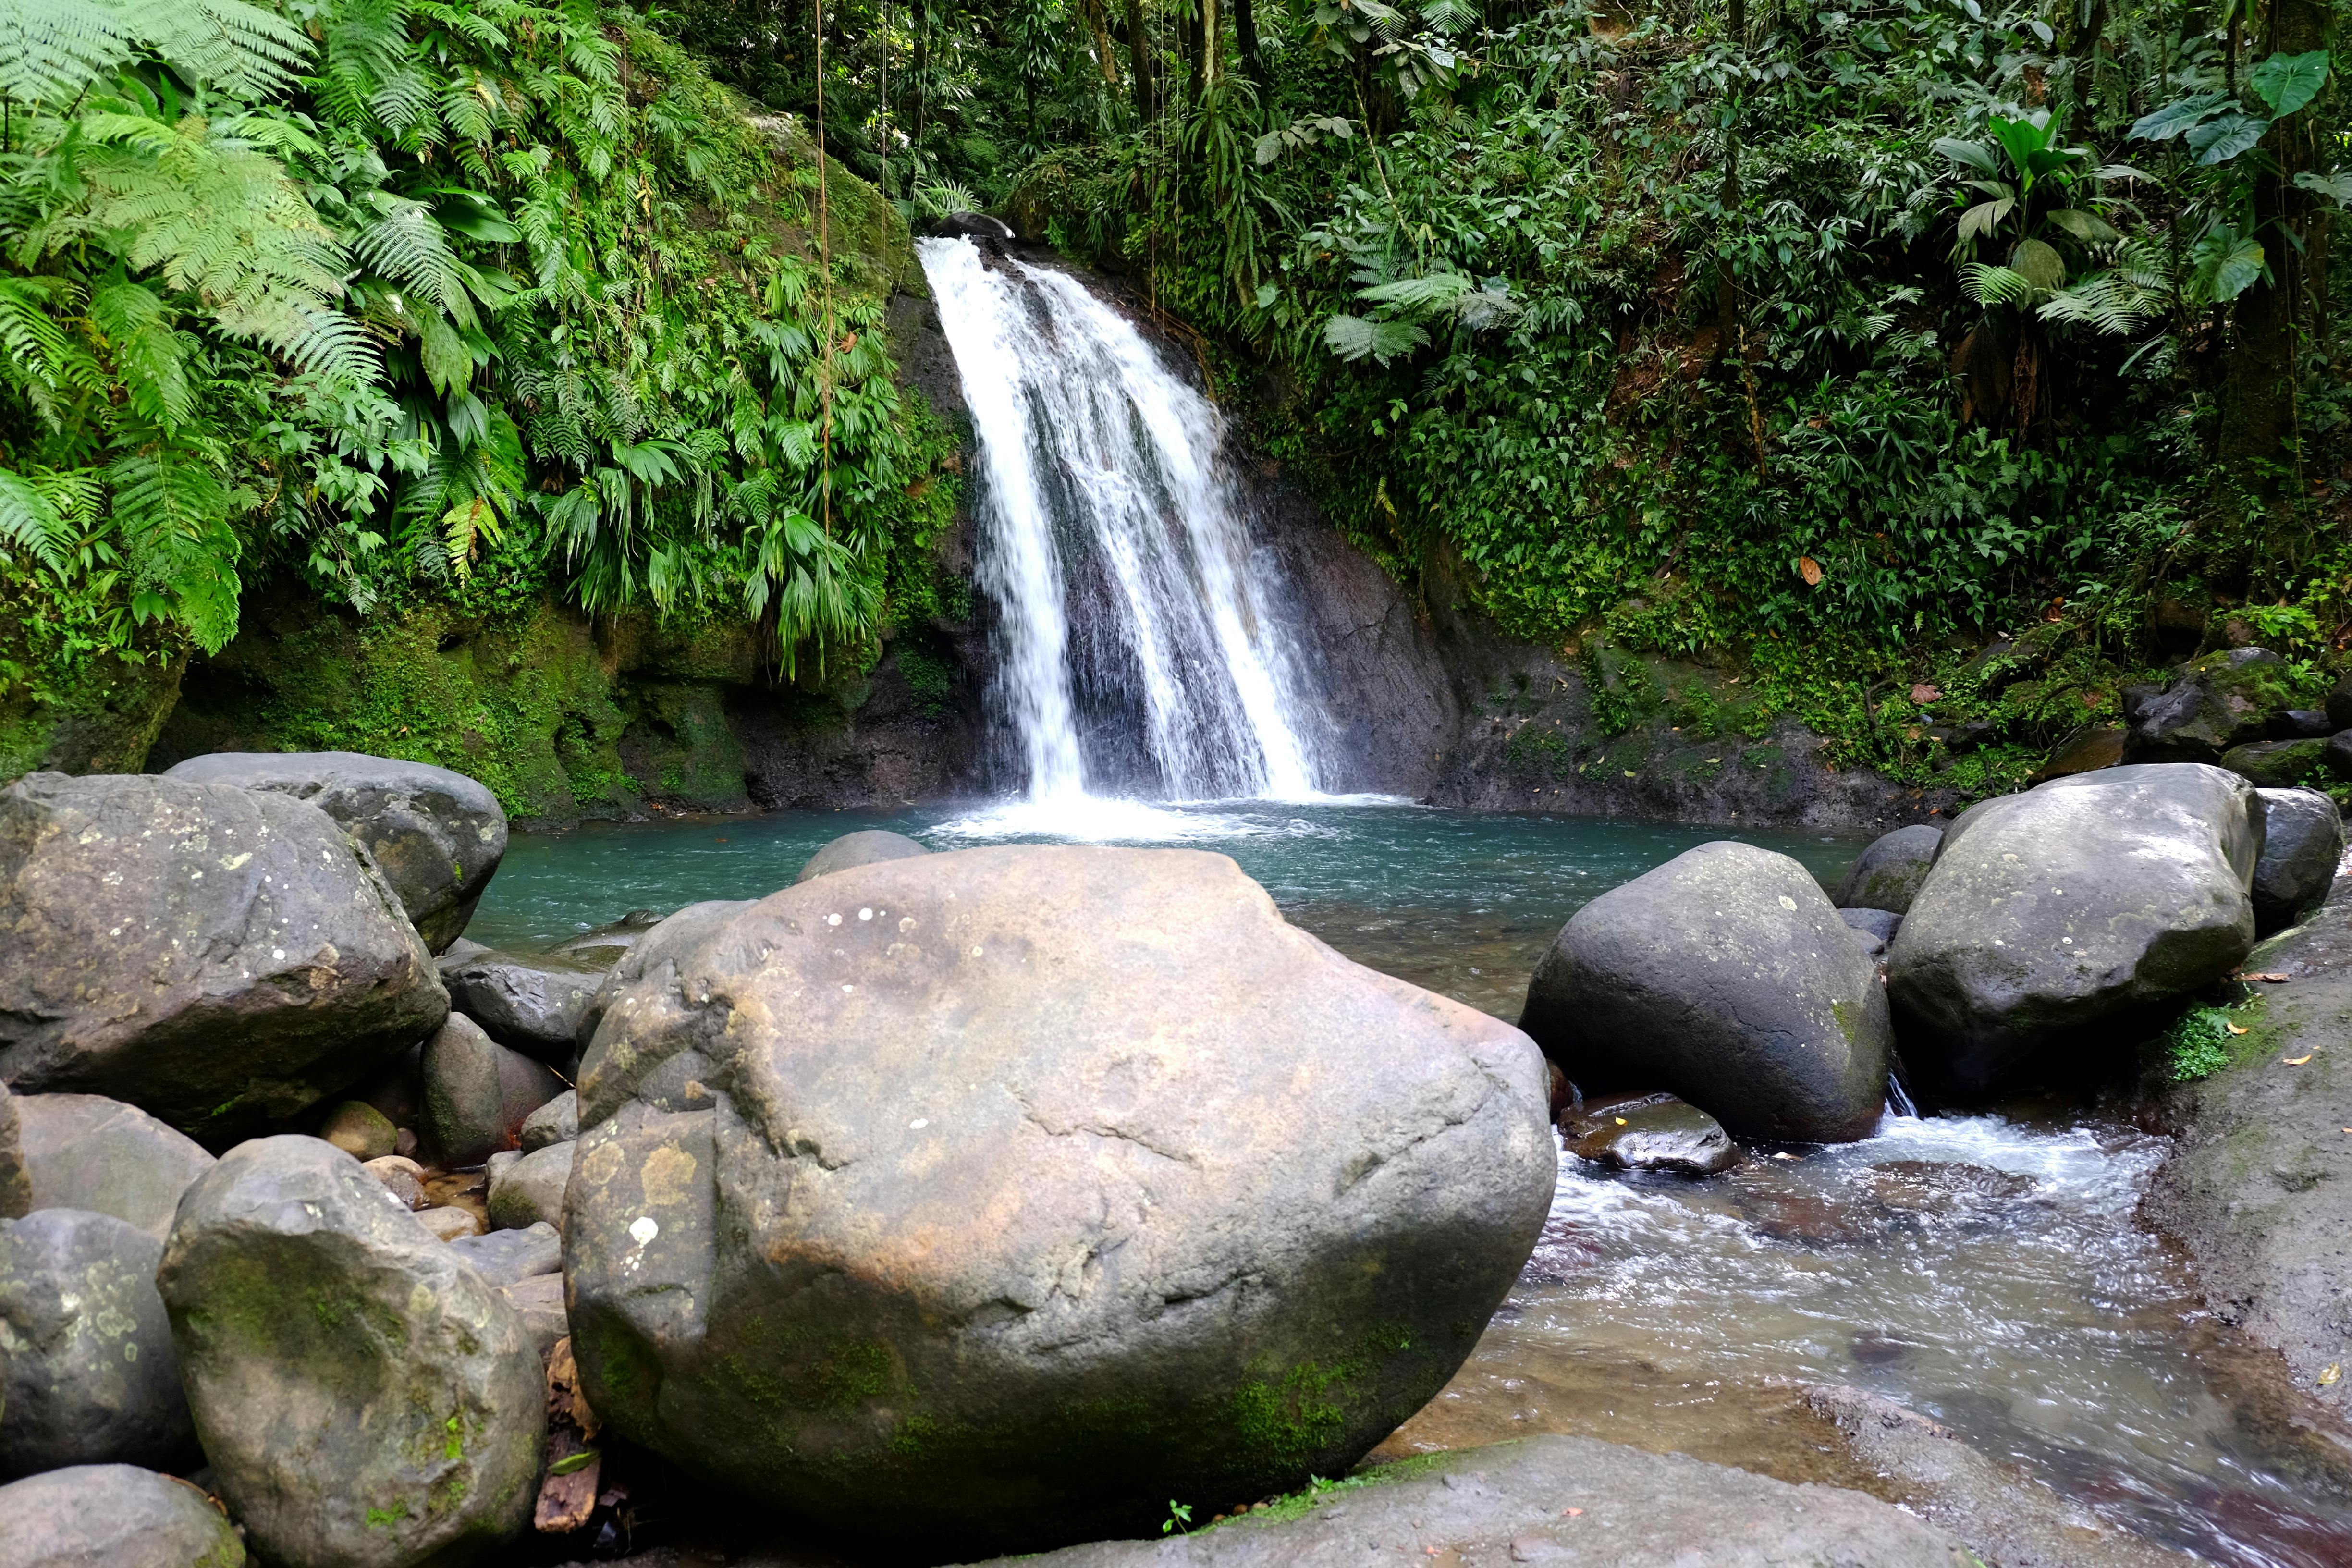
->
0, 774, 448, 1145
566, 847, 1554, 1553
159, 751, 506, 953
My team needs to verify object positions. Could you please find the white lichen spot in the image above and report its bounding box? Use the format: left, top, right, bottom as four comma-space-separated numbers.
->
220, 852, 251, 871
841, 983, 855, 994
909, 1118, 929, 1130
971, 946, 984, 958
858, 908, 873, 921
1776, 895, 1797, 911
628, 1216, 660, 1246
273, 949, 286, 961
899, 917, 916, 933
826, 913, 843, 927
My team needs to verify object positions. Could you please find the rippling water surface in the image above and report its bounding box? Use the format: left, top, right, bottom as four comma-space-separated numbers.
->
469, 802, 2352, 1563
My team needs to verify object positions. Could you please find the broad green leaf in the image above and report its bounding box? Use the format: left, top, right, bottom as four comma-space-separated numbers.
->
1987, 114, 2052, 176
2248, 50, 2329, 117
2189, 226, 2266, 303
2295, 170, 2352, 207
1957, 197, 2015, 242
2046, 208, 2120, 245
1253, 283, 1279, 309
2009, 237, 2068, 289
2128, 92, 2229, 141
2188, 114, 2270, 165
1933, 137, 1998, 173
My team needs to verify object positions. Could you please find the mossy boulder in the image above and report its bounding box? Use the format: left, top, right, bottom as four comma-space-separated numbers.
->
2125, 648, 2302, 764
156, 1137, 541, 1568
566, 847, 1553, 1553
2219, 737, 2328, 788
1830, 824, 1942, 914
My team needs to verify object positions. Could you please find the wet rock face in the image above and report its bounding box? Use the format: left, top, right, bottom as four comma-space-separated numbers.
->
567, 846, 1555, 1552
160, 750, 507, 954
0, 1209, 195, 1478
2125, 649, 2298, 764
0, 1463, 246, 1568
0, 1084, 25, 1222
570, 900, 753, 1078
2250, 788, 2343, 935
0, 773, 449, 1145
1831, 824, 1942, 914
155, 1137, 541, 1568
436, 950, 604, 1062
1520, 842, 1890, 1144
958, 1434, 1970, 1567
1562, 1093, 1739, 1176
421, 1014, 565, 1167
1889, 763, 2261, 1102
795, 827, 931, 882
11, 1095, 215, 1241
485, 1141, 571, 1233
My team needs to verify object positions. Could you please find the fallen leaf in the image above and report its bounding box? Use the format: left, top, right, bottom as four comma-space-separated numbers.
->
2234, 972, 2290, 982
1563, 1508, 1584, 1517
2283, 1054, 2314, 1066
1798, 556, 1824, 586
2226, 1023, 2249, 1035
1910, 683, 1941, 704
1613, 1117, 1629, 1126
2322, 1364, 2342, 1386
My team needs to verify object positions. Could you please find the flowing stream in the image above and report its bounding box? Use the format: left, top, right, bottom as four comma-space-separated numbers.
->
917, 236, 1324, 813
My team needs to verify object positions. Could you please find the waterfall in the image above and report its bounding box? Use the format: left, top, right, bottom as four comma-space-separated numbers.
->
917, 236, 1324, 806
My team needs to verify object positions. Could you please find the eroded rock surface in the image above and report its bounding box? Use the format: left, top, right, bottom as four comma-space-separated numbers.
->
567, 846, 1554, 1551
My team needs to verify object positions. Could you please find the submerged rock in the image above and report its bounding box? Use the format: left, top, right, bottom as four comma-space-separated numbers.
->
1889, 763, 2260, 1101
156, 1136, 540, 1568
1562, 1092, 1739, 1176
10, 1095, 214, 1241
0, 1209, 194, 1478
546, 908, 667, 968
436, 950, 604, 1062
568, 846, 1554, 1551
161, 750, 507, 954
1830, 824, 1942, 913
421, 1014, 565, 1167
794, 827, 931, 882
2251, 788, 2343, 935
1520, 842, 1890, 1143
0, 1464, 245, 1568
956, 1434, 1968, 1567
0, 772, 449, 1144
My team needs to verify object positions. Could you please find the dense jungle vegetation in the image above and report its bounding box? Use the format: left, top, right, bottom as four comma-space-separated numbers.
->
0, 0, 2345, 792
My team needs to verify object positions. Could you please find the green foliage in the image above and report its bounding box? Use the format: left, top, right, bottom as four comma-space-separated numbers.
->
2162, 1002, 2254, 1082
1, 0, 938, 698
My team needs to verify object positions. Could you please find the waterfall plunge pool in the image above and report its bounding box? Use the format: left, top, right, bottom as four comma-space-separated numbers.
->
469, 804, 2352, 1564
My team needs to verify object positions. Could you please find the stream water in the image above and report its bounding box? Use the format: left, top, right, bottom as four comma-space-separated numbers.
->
475, 802, 2352, 1563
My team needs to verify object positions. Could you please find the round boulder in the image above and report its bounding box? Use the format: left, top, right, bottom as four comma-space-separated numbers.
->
0, 1464, 244, 1568
793, 828, 931, 883
0, 1210, 195, 1478
155, 1136, 540, 1568
317, 1100, 396, 1162
11, 1095, 214, 1242
518, 1090, 578, 1153
2250, 788, 2343, 935
0, 773, 449, 1144
1888, 763, 2261, 1101
1830, 824, 1942, 914
1562, 1093, 1740, 1176
2218, 737, 2328, 788
485, 1142, 571, 1233
567, 846, 1553, 1551
160, 751, 507, 954
2123, 649, 2297, 764
421, 1014, 565, 1168
1519, 841, 1890, 1143
434, 950, 604, 1062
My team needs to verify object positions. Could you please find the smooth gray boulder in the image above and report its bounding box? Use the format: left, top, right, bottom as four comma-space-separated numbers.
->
569, 899, 753, 1074
0, 1210, 194, 1478
0, 773, 449, 1144
794, 827, 930, 882
956, 1434, 1969, 1567
12, 1095, 213, 1241
485, 1142, 571, 1233
1838, 907, 1901, 961
0, 1464, 245, 1568
436, 950, 603, 1062
498, 1274, 566, 1363
518, 1090, 578, 1153
156, 1136, 540, 1568
1561, 1092, 1739, 1176
1889, 763, 2261, 1101
2124, 648, 2297, 763
2251, 788, 2343, 935
446, 1222, 561, 1287
421, 1013, 565, 1167
1520, 842, 1890, 1143
161, 751, 506, 954
567, 846, 1554, 1551
317, 1100, 397, 1161
0, 1084, 25, 1221
1830, 823, 1942, 913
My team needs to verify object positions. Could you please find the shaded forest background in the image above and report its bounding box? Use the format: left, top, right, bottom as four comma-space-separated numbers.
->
0, 0, 2346, 796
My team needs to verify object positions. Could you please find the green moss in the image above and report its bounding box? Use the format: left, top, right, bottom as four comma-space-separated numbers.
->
2158, 993, 2272, 1082
365, 1501, 409, 1529
898, 646, 956, 717
1230, 1449, 1457, 1527
815, 1340, 897, 1414
1505, 726, 1571, 780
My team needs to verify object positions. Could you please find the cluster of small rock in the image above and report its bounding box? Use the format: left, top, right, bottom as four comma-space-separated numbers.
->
0, 760, 1570, 1565
1524, 754, 2341, 1172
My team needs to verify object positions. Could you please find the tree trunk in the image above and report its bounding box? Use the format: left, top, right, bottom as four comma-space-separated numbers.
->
913, 0, 929, 144
2218, 0, 2336, 476
1235, 0, 1263, 85
1122, 0, 1159, 121
1078, 0, 1122, 86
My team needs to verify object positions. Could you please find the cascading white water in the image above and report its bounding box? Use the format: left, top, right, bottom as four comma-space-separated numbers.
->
917, 236, 1324, 808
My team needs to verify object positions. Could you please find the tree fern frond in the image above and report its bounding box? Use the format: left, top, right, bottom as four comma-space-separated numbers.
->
0, 466, 73, 575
